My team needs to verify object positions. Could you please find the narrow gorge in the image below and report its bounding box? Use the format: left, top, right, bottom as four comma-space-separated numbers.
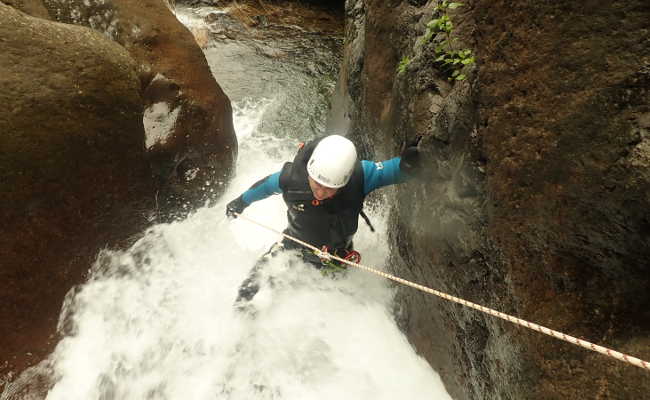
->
1, 0, 649, 399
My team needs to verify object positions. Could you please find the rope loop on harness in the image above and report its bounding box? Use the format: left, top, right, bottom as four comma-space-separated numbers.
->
232, 212, 650, 371
315, 245, 332, 261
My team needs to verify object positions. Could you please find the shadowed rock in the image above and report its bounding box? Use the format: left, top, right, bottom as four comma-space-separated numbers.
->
1, 0, 49, 19
0, 2, 154, 386
333, 0, 650, 398
42, 0, 237, 217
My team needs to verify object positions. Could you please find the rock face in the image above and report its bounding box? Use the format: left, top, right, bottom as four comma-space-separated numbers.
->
1, 0, 49, 18
42, 0, 237, 215
333, 0, 650, 398
472, 1, 650, 398
0, 2, 154, 383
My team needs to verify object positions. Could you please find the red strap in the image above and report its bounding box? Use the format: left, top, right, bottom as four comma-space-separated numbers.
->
344, 250, 361, 264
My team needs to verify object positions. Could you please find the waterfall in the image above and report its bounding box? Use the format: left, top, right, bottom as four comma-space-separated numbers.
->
2, 5, 452, 399
39, 99, 451, 399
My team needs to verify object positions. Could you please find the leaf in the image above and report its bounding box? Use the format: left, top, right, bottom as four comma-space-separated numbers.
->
455, 74, 466, 80
449, 2, 464, 9
435, 55, 446, 62
452, 70, 460, 77
397, 56, 410, 75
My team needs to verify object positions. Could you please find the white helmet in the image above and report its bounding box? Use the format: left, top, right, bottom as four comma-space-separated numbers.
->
307, 135, 357, 188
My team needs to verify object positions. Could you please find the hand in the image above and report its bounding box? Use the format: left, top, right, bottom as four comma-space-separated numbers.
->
226, 196, 248, 219
400, 135, 423, 176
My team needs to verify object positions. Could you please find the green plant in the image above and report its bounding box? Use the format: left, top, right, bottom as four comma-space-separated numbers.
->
397, 56, 411, 75
423, 1, 474, 81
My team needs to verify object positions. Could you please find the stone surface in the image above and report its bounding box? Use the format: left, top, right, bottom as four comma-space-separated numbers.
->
332, 0, 650, 398
472, 1, 650, 398
42, 0, 237, 216
0, 2, 154, 386
1, 0, 50, 19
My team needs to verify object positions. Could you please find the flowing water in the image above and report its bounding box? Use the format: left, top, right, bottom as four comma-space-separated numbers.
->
2, 5, 451, 399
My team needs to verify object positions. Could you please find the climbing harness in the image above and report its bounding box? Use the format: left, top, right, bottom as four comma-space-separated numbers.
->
316, 245, 361, 276
232, 212, 650, 371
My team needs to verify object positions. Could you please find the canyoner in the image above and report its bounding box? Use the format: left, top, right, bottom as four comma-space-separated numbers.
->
226, 134, 423, 307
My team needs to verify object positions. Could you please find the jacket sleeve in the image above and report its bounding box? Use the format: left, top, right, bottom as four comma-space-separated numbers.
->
361, 158, 409, 195
241, 171, 283, 204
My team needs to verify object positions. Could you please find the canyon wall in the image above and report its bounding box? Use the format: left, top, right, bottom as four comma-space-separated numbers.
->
331, 0, 650, 398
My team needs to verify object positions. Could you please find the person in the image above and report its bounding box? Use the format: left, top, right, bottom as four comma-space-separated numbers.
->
226, 134, 421, 304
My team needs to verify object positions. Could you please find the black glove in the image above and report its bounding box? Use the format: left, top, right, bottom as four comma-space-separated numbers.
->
226, 195, 248, 219
400, 135, 423, 176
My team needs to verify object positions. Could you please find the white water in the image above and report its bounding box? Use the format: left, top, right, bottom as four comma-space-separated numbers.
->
23, 99, 452, 400
1, 7, 453, 398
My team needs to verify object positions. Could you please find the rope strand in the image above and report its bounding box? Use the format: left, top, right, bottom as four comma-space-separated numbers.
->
233, 213, 650, 371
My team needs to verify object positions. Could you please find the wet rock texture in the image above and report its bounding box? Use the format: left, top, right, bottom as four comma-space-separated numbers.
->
0, 2, 153, 385
1, 0, 236, 390
42, 0, 237, 215
334, 0, 650, 398
1, 0, 49, 18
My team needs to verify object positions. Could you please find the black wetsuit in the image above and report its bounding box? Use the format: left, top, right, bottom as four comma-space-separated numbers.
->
233, 138, 408, 305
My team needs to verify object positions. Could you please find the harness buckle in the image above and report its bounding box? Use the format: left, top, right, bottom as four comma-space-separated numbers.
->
343, 250, 361, 264
315, 245, 332, 261
316, 247, 362, 277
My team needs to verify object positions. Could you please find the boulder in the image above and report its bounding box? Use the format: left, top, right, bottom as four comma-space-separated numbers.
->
0, 2, 154, 385
1, 0, 50, 19
42, 0, 237, 216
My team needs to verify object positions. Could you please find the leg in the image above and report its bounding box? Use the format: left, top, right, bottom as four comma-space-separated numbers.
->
234, 242, 283, 306
235, 267, 263, 304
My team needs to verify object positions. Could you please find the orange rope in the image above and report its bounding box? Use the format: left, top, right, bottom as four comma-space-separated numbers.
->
234, 213, 650, 371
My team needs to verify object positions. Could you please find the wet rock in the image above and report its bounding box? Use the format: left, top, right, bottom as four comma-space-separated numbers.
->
204, 10, 247, 37
0, 2, 154, 387
471, 1, 650, 398
333, 0, 650, 398
199, 0, 343, 38
181, 0, 222, 6
42, 0, 237, 217
2, 0, 50, 19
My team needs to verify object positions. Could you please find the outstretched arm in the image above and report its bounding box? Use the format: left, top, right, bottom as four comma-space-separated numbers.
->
361, 158, 406, 195
242, 172, 282, 204
226, 172, 282, 218
362, 137, 422, 195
